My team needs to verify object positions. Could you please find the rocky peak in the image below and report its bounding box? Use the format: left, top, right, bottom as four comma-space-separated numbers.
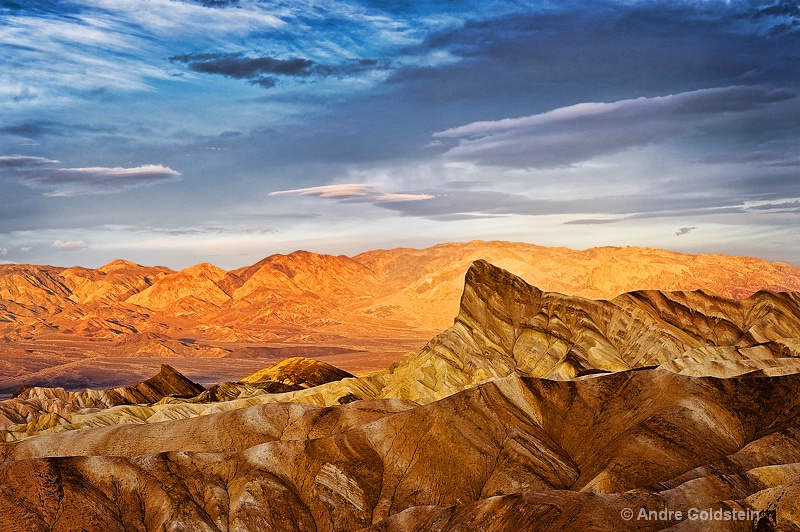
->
242, 356, 355, 388
380, 260, 800, 402
126, 262, 244, 312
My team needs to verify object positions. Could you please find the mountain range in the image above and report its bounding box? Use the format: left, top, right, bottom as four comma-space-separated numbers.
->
3, 241, 800, 395
2, 251, 800, 529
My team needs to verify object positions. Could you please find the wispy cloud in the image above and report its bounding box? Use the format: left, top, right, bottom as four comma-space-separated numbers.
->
373, 193, 434, 202
433, 86, 798, 168
676, 226, 697, 236
269, 184, 376, 197
0, 155, 59, 167
564, 218, 623, 225
269, 183, 433, 202
52, 240, 87, 250
0, 155, 181, 196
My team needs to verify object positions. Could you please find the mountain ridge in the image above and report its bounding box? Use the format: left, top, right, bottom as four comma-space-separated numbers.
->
3, 241, 800, 343
2, 257, 800, 529
5, 259, 800, 441
4, 241, 800, 396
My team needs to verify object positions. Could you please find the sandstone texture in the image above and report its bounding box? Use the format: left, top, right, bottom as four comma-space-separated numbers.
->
1, 370, 799, 530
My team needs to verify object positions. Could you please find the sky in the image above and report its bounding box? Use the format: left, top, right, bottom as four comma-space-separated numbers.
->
1, 0, 799, 269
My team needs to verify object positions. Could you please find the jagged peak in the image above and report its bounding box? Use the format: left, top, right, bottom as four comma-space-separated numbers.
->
147, 363, 195, 385
463, 259, 544, 300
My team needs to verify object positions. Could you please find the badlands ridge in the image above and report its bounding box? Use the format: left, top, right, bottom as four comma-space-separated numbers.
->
2, 240, 800, 394
1, 243, 800, 530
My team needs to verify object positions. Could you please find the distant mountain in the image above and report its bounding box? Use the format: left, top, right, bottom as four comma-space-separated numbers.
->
2, 241, 800, 348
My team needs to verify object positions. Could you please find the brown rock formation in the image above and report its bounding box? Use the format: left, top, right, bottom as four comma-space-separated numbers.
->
0, 365, 204, 430
2, 370, 800, 530
241, 356, 356, 387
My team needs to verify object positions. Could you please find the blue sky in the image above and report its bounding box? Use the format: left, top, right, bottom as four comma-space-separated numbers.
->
1, 0, 799, 268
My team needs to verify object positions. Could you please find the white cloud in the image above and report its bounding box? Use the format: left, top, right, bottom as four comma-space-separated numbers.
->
374, 193, 435, 202
0, 248, 7, 256
269, 183, 376, 197
434, 86, 797, 169
73, 0, 284, 36
0, 155, 59, 167
52, 240, 88, 250
269, 183, 434, 204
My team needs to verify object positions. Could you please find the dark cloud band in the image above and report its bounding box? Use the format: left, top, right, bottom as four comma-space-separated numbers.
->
170, 52, 386, 88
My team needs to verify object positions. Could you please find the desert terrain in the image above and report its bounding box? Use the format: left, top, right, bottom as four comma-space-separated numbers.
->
3, 240, 800, 396
2, 241, 800, 530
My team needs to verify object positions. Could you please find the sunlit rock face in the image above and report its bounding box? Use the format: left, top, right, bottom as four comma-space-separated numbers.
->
4, 241, 800, 345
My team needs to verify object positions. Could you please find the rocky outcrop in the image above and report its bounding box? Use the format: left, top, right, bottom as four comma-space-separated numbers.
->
241, 356, 355, 387
3, 370, 800, 530
377, 259, 800, 401
0, 365, 204, 430
186, 357, 357, 403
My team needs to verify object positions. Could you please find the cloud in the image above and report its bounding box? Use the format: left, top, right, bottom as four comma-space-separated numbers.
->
171, 54, 314, 77
52, 240, 88, 250
269, 183, 433, 203
185, 0, 240, 7
170, 53, 387, 88
0, 247, 7, 256
748, 200, 800, 212
433, 86, 798, 168
374, 193, 434, 202
564, 219, 623, 225
369, 186, 760, 222
0, 155, 60, 167
675, 226, 697, 236
0, 156, 181, 196
269, 184, 377, 198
